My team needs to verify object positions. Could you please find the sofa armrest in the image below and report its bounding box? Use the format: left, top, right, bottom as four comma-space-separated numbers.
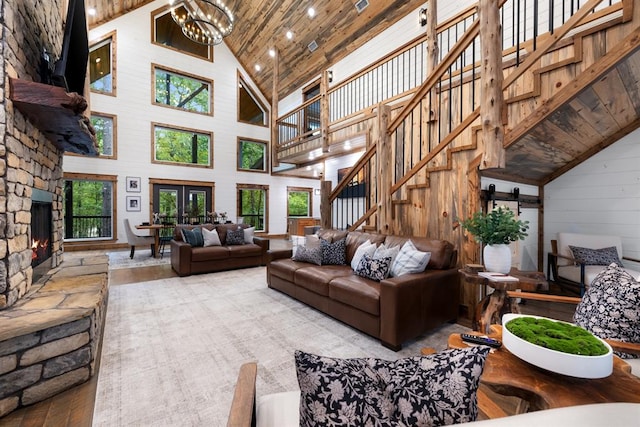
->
253, 236, 270, 265
170, 240, 193, 277
266, 248, 293, 263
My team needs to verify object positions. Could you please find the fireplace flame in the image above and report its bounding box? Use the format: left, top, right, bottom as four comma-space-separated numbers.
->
32, 239, 50, 260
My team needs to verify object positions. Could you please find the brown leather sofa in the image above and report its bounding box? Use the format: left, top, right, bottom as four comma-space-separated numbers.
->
266, 229, 459, 350
170, 223, 270, 276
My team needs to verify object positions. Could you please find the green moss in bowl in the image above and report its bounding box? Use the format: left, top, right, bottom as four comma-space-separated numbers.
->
505, 316, 608, 356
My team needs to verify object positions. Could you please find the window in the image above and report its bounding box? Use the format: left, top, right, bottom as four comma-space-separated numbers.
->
151, 5, 212, 61
153, 123, 212, 168
89, 32, 116, 95
288, 187, 312, 217
237, 184, 268, 232
90, 112, 116, 158
153, 65, 212, 115
303, 81, 321, 134
63, 174, 116, 241
151, 181, 214, 225
237, 138, 268, 172
238, 73, 267, 126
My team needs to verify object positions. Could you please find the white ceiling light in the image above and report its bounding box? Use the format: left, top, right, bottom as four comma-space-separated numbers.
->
88, 7, 97, 16
268, 49, 276, 58
308, 7, 315, 18
286, 30, 293, 40
255, 64, 261, 71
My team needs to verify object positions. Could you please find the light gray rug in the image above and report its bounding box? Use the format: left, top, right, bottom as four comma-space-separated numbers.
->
93, 267, 468, 426
107, 249, 171, 270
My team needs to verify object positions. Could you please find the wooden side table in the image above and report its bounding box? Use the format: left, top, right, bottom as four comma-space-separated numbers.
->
459, 268, 548, 334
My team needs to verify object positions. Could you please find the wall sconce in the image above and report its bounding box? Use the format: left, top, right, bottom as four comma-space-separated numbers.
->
488, 184, 496, 208
327, 70, 333, 83
419, 8, 427, 27
512, 187, 520, 200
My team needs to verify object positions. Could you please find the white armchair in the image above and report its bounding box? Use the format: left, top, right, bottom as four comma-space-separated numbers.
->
123, 219, 155, 259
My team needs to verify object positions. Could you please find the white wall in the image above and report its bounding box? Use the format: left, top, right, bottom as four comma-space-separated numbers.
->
65, 0, 320, 242
544, 130, 640, 273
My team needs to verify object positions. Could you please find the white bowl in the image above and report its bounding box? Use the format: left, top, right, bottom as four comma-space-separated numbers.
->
502, 313, 613, 378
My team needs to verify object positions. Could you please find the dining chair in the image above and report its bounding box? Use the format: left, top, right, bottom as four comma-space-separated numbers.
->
123, 218, 155, 259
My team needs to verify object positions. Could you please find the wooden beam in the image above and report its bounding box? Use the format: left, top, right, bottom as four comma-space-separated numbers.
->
271, 48, 280, 168
479, 0, 505, 170
321, 70, 330, 153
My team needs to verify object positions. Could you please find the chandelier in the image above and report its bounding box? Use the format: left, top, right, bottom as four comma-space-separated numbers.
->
169, 0, 234, 46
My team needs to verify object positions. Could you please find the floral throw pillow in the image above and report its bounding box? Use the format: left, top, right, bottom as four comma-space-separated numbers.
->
225, 228, 245, 245
569, 245, 622, 266
320, 238, 346, 265
574, 263, 640, 359
293, 245, 323, 265
294, 346, 490, 427
355, 254, 392, 282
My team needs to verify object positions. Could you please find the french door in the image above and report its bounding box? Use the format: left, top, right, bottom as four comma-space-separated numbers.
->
152, 184, 212, 224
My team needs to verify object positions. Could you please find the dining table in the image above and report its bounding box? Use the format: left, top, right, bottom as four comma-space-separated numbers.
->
135, 223, 168, 258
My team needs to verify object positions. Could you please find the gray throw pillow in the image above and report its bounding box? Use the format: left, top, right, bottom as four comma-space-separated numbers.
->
295, 346, 490, 427
569, 245, 622, 266
226, 228, 245, 245
292, 245, 322, 265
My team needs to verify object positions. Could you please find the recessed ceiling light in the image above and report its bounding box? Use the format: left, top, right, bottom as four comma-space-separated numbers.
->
268, 49, 276, 58
308, 7, 315, 18
286, 30, 293, 40
88, 7, 97, 16
255, 64, 261, 71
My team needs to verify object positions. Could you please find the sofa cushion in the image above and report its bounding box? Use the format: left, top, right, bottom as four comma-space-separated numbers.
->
226, 228, 246, 245
574, 263, 640, 359
329, 275, 381, 315
355, 254, 392, 282
228, 243, 262, 258
390, 239, 431, 277
269, 258, 308, 283
292, 245, 323, 265
191, 246, 229, 262
294, 346, 490, 427
202, 227, 221, 246
316, 229, 348, 243
295, 265, 352, 296
320, 238, 347, 265
181, 227, 204, 247
569, 245, 622, 266
350, 240, 377, 271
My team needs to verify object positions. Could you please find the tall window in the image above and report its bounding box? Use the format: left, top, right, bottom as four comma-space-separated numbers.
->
90, 112, 116, 158
151, 5, 212, 61
153, 65, 212, 115
238, 73, 267, 126
89, 32, 115, 95
237, 138, 267, 172
152, 181, 213, 225
63, 174, 115, 241
288, 187, 312, 217
237, 184, 268, 232
153, 124, 212, 168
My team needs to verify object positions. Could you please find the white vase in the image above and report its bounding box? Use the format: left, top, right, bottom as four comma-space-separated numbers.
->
483, 244, 512, 273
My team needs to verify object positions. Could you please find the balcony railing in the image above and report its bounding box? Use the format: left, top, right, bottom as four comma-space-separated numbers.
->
65, 215, 112, 239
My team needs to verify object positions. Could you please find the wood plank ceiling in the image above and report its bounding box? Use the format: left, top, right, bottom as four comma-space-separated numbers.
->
86, 0, 425, 100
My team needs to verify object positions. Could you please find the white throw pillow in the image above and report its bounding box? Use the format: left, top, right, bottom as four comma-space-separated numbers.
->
244, 226, 255, 244
202, 227, 221, 246
350, 240, 376, 270
305, 234, 321, 249
390, 240, 431, 277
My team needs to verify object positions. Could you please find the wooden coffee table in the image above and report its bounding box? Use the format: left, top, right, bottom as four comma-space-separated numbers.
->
448, 326, 640, 414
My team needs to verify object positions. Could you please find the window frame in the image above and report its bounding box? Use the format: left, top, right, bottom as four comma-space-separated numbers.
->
287, 187, 313, 217
151, 122, 214, 169
150, 4, 214, 62
237, 72, 268, 127
62, 172, 117, 243
89, 31, 117, 96
237, 183, 269, 233
152, 64, 213, 116
90, 111, 117, 159
237, 137, 268, 173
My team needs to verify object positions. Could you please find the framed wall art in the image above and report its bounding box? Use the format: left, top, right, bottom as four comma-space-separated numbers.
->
126, 196, 141, 212
126, 176, 141, 192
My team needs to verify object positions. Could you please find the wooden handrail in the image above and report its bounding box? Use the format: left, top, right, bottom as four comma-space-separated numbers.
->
329, 144, 377, 201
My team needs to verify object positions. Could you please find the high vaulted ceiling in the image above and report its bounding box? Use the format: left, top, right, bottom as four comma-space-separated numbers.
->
86, 0, 426, 101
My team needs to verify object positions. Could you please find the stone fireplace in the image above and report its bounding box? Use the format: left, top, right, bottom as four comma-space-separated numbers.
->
31, 190, 55, 283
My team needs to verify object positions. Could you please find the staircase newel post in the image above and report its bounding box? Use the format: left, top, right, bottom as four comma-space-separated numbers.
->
479, 0, 505, 170
377, 104, 392, 234
320, 180, 332, 230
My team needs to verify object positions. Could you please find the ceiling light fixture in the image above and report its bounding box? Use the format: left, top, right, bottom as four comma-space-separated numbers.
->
169, 0, 234, 46
286, 30, 293, 40
268, 49, 276, 58
255, 64, 261, 71
88, 7, 97, 16
308, 7, 315, 18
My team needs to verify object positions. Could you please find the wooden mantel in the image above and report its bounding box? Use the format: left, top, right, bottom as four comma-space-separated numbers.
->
9, 78, 98, 156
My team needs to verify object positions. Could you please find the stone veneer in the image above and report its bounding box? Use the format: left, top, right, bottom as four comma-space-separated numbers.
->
0, 0, 66, 308
0, 253, 108, 417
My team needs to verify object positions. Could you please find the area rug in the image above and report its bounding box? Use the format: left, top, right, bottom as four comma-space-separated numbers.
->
93, 267, 469, 426
107, 249, 171, 270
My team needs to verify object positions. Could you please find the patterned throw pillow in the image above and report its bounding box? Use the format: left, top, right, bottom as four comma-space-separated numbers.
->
372, 244, 400, 279
390, 240, 431, 277
350, 240, 377, 270
294, 346, 490, 427
320, 238, 346, 265
181, 227, 204, 247
574, 263, 640, 359
569, 245, 622, 266
202, 227, 221, 247
355, 254, 392, 282
292, 245, 323, 265
226, 228, 245, 245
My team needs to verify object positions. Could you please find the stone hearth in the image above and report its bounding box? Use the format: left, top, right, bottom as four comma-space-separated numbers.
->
0, 254, 108, 417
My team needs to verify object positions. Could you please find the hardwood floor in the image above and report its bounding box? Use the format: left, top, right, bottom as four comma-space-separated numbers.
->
1, 244, 576, 426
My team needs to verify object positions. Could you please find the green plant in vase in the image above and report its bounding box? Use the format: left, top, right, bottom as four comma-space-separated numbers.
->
459, 206, 529, 273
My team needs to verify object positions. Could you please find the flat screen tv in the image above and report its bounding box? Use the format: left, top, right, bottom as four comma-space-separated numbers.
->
52, 0, 89, 95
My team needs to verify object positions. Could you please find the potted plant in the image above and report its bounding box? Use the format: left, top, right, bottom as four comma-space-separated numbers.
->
459, 206, 529, 273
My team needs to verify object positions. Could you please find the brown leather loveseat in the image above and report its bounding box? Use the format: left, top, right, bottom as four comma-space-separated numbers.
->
267, 229, 459, 350
170, 223, 269, 276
